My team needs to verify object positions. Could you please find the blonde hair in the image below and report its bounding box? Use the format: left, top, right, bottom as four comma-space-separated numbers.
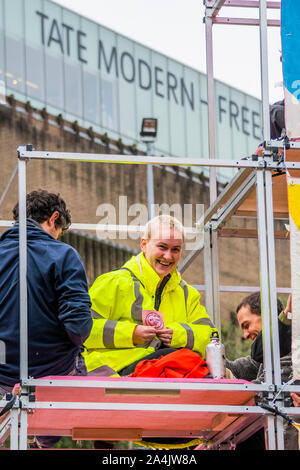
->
142, 214, 185, 240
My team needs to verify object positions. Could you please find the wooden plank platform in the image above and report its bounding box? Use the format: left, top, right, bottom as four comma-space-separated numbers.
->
8, 376, 264, 447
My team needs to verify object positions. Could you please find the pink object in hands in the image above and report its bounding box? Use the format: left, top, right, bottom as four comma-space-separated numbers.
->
142, 310, 165, 329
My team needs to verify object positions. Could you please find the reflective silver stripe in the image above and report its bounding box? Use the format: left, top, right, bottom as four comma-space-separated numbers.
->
120, 268, 144, 323
180, 323, 194, 349
192, 317, 215, 328
91, 309, 105, 319
135, 253, 143, 277
179, 280, 188, 310
131, 278, 144, 323
148, 337, 162, 350
135, 337, 161, 350
103, 320, 117, 348
87, 365, 118, 376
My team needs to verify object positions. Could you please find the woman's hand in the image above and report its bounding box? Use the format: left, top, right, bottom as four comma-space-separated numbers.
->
133, 325, 157, 345
156, 328, 173, 347
284, 294, 292, 317
291, 393, 300, 407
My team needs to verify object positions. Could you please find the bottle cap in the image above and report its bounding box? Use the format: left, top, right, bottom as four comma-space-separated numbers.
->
211, 331, 219, 340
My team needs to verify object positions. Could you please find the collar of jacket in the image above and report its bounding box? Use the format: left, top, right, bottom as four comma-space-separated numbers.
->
123, 252, 182, 295
0, 218, 56, 241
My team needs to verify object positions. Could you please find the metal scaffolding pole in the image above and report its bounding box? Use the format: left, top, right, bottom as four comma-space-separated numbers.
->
18, 158, 28, 384
258, 0, 284, 450
256, 168, 277, 450
5, 145, 298, 451
259, 0, 272, 141
9, 408, 19, 450
203, 0, 287, 450
17, 156, 29, 450
204, 1, 221, 329
145, 141, 155, 220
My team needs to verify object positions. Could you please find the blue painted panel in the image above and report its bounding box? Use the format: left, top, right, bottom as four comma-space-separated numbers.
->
281, 0, 300, 102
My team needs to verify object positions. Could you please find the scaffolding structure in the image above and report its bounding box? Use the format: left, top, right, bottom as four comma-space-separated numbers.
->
1, 0, 300, 451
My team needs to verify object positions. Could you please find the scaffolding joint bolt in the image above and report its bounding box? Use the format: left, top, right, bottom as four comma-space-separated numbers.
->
258, 159, 267, 168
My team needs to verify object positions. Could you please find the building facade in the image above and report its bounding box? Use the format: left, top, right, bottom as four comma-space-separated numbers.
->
0, 0, 290, 325
0, 0, 263, 183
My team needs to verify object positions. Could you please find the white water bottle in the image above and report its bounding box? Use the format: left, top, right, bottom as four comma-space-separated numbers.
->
205, 331, 226, 379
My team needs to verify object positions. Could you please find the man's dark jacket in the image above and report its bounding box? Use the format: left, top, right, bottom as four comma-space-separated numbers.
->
0, 221, 92, 386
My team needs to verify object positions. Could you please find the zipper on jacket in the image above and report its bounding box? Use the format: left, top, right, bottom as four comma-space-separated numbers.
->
121, 267, 170, 311
154, 274, 171, 310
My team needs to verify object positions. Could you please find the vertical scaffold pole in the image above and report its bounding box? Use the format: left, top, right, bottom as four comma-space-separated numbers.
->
265, 169, 285, 449
204, 3, 220, 330
146, 141, 155, 220
259, 0, 271, 141
205, 12, 217, 204
9, 408, 19, 450
256, 170, 273, 386
18, 155, 28, 450
259, 0, 284, 449
204, 228, 221, 332
256, 168, 276, 450
18, 157, 28, 384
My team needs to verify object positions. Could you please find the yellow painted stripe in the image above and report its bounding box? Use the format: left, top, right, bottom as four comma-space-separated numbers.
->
293, 423, 300, 450
288, 180, 300, 230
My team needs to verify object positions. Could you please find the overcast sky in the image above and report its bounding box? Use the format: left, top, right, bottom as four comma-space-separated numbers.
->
54, 0, 283, 103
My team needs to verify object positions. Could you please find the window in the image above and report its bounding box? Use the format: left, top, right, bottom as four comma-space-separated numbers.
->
24, 0, 45, 102
45, 53, 64, 110
118, 36, 136, 139
4, 0, 25, 96
152, 51, 169, 155
99, 27, 119, 132
81, 17, 100, 125
83, 70, 100, 124
64, 61, 82, 118
167, 59, 185, 157
135, 44, 153, 142
25, 45, 45, 102
185, 67, 202, 161
5, 36, 25, 95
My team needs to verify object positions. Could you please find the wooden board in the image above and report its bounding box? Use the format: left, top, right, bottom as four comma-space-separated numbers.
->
236, 148, 300, 217
17, 376, 262, 444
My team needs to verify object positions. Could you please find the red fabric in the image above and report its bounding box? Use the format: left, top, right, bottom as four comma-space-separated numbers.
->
130, 349, 209, 378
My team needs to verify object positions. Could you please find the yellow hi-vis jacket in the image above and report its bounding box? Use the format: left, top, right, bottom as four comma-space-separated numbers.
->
83, 253, 218, 376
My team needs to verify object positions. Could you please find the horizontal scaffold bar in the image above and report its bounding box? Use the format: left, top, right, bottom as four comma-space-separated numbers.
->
212, 17, 280, 27
20, 379, 300, 395
223, 1, 280, 8
0, 221, 201, 236
205, 0, 280, 18
20, 377, 271, 392
14, 400, 300, 416
17, 147, 300, 170
25, 401, 272, 414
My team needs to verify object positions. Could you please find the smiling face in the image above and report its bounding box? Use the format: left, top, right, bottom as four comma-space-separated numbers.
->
237, 304, 262, 341
140, 226, 183, 279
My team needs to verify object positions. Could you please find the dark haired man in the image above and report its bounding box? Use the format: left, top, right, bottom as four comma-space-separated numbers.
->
227, 292, 291, 382
12, 189, 72, 238
0, 190, 92, 447
226, 292, 295, 450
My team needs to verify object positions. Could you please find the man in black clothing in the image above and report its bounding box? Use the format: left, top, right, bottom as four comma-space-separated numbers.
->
0, 190, 92, 448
